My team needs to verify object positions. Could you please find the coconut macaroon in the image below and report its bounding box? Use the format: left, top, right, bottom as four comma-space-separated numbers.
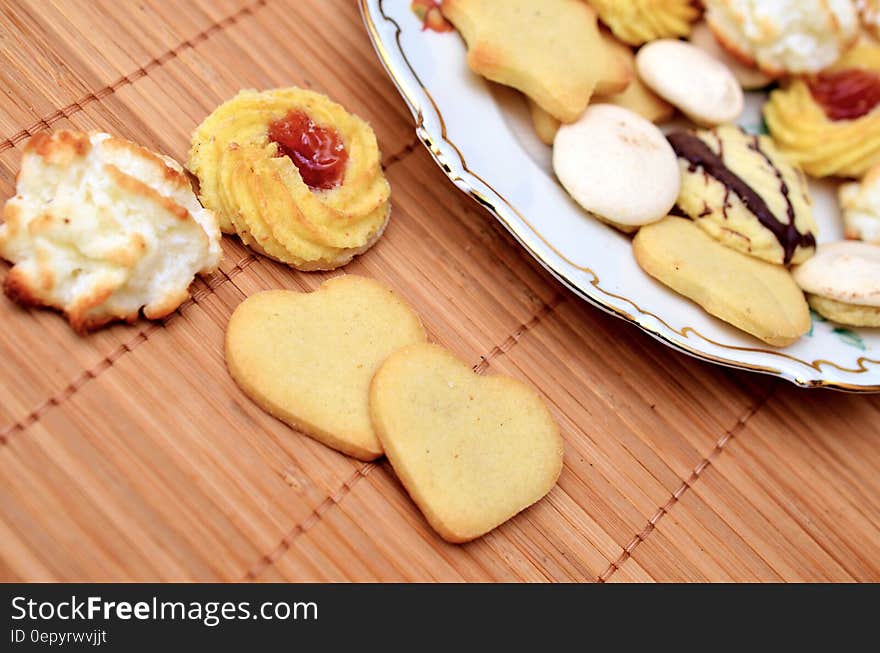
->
859, 0, 880, 39
793, 241, 880, 326
0, 130, 221, 333
840, 162, 880, 245
703, 0, 859, 76
689, 21, 773, 90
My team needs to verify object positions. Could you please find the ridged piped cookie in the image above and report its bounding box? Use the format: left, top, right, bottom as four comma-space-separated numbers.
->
189, 88, 391, 270
590, 0, 699, 46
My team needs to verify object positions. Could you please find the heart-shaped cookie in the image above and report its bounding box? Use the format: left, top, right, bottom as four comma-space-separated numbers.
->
226, 275, 426, 460
370, 343, 563, 543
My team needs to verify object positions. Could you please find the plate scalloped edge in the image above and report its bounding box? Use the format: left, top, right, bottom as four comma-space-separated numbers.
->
359, 0, 880, 392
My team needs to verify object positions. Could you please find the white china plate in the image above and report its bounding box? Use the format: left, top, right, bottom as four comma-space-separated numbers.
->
361, 0, 880, 391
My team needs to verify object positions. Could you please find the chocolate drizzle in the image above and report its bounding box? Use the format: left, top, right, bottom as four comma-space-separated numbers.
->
667, 130, 816, 264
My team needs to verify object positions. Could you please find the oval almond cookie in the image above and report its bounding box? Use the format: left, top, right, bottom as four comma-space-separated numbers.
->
633, 217, 811, 347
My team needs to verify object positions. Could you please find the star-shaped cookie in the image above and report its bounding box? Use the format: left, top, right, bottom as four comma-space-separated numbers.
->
442, 0, 630, 123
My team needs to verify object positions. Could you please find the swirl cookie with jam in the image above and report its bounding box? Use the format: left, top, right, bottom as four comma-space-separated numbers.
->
763, 44, 880, 178
668, 125, 818, 265
188, 88, 391, 270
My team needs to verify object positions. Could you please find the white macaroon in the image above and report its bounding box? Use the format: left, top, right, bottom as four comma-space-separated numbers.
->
793, 241, 880, 307
636, 39, 744, 126
552, 104, 680, 229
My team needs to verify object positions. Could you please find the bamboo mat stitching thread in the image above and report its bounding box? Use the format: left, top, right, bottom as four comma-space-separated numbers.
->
0, 0, 269, 154
596, 387, 778, 582
381, 140, 418, 170
473, 295, 565, 374
242, 463, 376, 580
241, 295, 567, 579
0, 255, 257, 446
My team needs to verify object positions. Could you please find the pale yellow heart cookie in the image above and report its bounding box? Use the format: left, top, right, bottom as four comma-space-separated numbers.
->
370, 343, 563, 543
225, 275, 426, 460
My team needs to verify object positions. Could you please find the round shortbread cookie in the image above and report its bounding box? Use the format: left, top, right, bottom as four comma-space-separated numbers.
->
637, 39, 744, 126
552, 104, 679, 228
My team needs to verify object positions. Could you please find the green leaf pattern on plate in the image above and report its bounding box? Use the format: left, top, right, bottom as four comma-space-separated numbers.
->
833, 327, 867, 351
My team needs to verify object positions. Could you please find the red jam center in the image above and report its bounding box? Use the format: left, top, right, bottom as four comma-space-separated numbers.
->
807, 69, 880, 121
268, 110, 348, 190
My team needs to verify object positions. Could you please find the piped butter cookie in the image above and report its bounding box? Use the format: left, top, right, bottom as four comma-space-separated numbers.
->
225, 275, 426, 461
441, 0, 630, 123
0, 130, 221, 332
370, 343, 563, 543
589, 0, 700, 46
793, 241, 880, 326
764, 44, 880, 178
668, 125, 818, 265
634, 217, 811, 346
188, 88, 391, 270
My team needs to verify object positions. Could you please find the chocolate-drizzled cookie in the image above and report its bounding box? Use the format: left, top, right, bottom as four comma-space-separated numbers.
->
668, 125, 817, 265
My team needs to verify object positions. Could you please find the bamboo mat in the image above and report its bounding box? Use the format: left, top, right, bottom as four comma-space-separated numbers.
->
0, 0, 878, 582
